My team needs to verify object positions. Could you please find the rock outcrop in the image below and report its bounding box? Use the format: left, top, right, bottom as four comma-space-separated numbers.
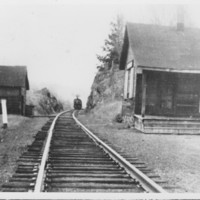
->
86, 64, 124, 110
26, 88, 64, 115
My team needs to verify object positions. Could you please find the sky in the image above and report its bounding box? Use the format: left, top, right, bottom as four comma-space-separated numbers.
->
0, 0, 200, 106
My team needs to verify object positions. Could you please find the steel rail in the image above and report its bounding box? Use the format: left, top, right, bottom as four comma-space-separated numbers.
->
34, 110, 71, 192
72, 111, 167, 193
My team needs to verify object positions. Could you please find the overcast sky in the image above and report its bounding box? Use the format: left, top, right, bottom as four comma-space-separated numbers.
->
0, 0, 200, 106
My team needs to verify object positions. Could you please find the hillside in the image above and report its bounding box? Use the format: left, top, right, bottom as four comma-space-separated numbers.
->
27, 88, 68, 115
86, 64, 124, 116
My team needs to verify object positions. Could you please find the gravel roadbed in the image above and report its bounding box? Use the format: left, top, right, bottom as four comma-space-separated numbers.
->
79, 114, 200, 193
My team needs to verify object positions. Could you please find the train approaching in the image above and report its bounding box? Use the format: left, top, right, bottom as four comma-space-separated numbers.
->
73, 96, 82, 110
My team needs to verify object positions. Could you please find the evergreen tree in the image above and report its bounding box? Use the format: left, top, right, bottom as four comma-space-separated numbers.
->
97, 15, 124, 70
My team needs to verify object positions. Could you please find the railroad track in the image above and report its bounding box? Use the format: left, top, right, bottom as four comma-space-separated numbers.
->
1, 110, 166, 193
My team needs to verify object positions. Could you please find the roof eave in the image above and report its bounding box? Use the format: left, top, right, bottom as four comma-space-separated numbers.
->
119, 27, 129, 70
138, 65, 200, 74
26, 74, 30, 90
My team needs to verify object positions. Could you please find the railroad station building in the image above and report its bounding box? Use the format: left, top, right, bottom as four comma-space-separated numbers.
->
120, 22, 200, 134
0, 66, 29, 115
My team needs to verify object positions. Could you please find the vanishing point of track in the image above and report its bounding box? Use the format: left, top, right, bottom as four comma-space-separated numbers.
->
2, 110, 166, 193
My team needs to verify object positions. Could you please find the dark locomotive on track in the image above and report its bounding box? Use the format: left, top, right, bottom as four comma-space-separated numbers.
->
73, 96, 82, 110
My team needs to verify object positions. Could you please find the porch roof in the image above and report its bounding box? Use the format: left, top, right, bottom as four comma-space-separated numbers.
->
138, 65, 200, 74
120, 23, 200, 71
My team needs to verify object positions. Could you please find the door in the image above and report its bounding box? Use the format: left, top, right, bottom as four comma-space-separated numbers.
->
135, 74, 142, 114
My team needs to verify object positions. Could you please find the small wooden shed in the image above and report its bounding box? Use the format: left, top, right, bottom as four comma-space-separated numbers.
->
120, 22, 200, 134
0, 66, 29, 115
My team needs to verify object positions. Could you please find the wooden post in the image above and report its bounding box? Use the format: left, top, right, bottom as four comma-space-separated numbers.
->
1, 99, 8, 128
141, 71, 147, 117
156, 74, 162, 114
172, 75, 177, 115
198, 88, 200, 113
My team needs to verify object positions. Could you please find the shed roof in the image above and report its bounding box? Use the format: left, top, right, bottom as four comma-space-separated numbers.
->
0, 66, 29, 90
120, 22, 200, 71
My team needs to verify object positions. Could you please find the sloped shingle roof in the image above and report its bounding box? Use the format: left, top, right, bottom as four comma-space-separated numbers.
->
0, 66, 29, 89
120, 22, 200, 71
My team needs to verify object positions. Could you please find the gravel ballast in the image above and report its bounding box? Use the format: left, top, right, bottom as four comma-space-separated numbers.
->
79, 113, 200, 193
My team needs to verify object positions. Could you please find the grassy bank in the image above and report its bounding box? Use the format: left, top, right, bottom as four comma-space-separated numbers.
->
84, 101, 122, 124
0, 115, 48, 188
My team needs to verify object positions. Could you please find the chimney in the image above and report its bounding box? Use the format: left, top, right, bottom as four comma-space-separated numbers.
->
177, 5, 184, 31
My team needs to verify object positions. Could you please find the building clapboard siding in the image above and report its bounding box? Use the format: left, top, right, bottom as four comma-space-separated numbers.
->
120, 22, 200, 134
0, 66, 29, 115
